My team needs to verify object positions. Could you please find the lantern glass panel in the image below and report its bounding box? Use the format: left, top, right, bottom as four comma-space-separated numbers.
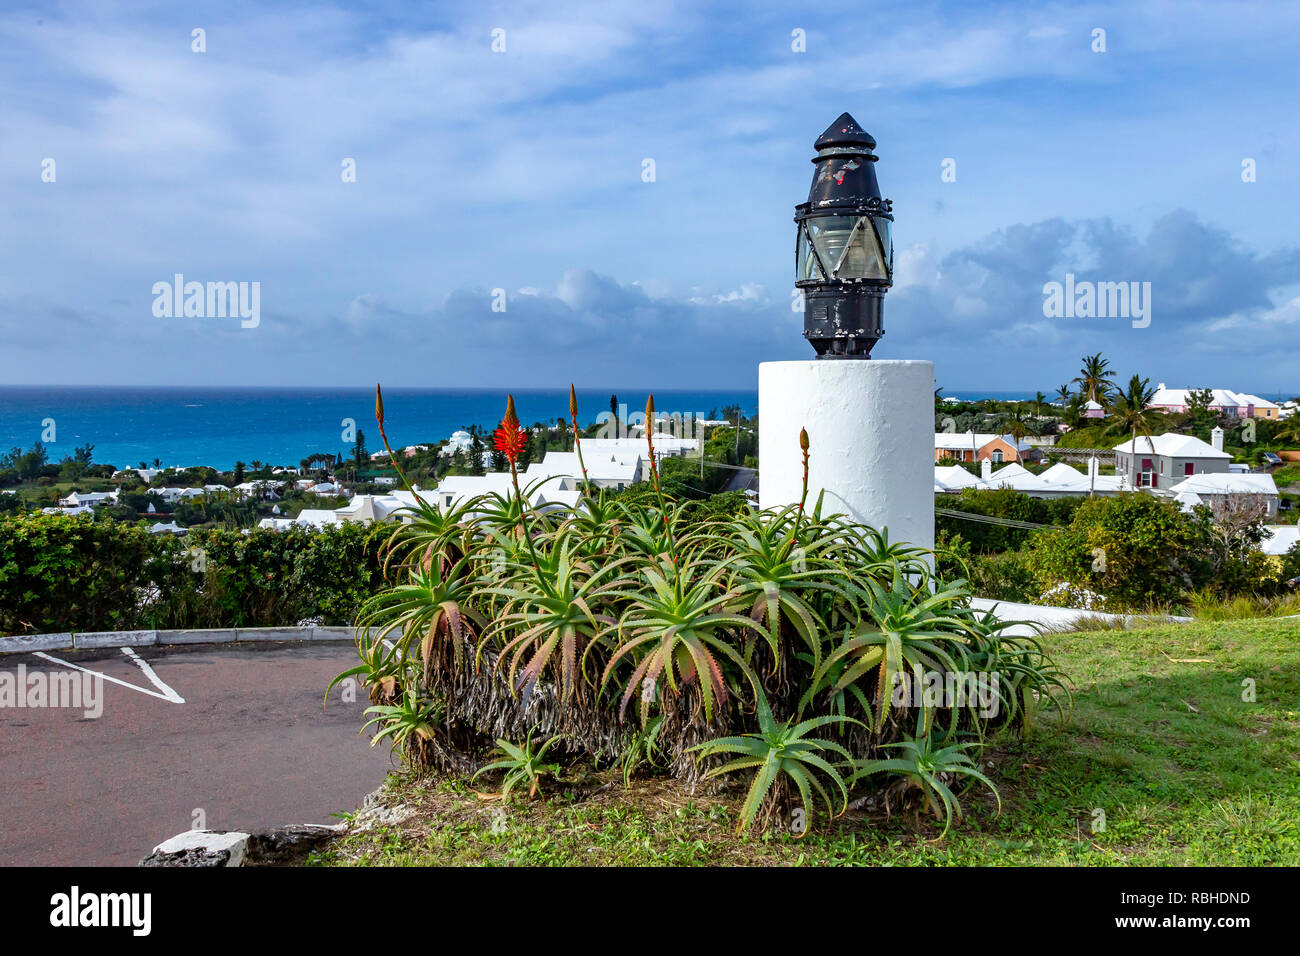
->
873, 216, 893, 276
797, 224, 826, 280
810, 215, 888, 280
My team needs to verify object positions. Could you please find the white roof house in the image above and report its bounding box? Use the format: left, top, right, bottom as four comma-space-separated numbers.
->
935, 461, 1125, 497
148, 521, 186, 535
334, 494, 407, 525
580, 436, 699, 458
933, 465, 983, 490
294, 509, 341, 529
934, 432, 1000, 453
1262, 525, 1300, 556
1167, 473, 1278, 497
1167, 472, 1279, 517
1148, 385, 1261, 418
1111, 434, 1232, 459
58, 491, 118, 508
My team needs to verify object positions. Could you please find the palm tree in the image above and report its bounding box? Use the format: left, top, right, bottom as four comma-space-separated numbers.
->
1032, 391, 1047, 417
1073, 353, 1117, 404
1055, 384, 1071, 407
1109, 374, 1158, 491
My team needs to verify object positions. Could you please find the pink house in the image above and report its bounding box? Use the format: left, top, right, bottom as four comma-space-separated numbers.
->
1147, 385, 1255, 418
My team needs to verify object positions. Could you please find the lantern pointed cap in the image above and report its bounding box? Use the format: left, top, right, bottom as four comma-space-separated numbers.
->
814, 112, 876, 151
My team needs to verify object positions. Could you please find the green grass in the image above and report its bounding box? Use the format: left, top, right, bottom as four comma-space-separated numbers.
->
311, 618, 1300, 866
1273, 463, 1300, 488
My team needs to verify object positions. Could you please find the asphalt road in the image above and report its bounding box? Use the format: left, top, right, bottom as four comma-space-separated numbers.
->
0, 641, 394, 866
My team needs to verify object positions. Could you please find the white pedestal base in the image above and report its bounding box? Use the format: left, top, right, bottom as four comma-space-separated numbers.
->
758, 359, 934, 553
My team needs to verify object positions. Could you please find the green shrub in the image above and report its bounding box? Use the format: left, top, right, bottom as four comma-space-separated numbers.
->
0, 512, 184, 635
0, 513, 386, 635
1024, 493, 1207, 610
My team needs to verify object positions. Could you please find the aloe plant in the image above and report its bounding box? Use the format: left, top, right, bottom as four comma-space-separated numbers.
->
691, 688, 858, 836
598, 557, 756, 721
329, 384, 1066, 841
810, 567, 974, 733
852, 729, 1001, 839
360, 689, 444, 761
472, 731, 564, 800
483, 534, 624, 705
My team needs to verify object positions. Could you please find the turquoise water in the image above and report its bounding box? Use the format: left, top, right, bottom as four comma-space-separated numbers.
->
0, 386, 760, 471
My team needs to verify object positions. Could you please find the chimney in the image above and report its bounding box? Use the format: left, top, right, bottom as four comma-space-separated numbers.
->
1211, 426, 1224, 452
980, 458, 992, 480
1157, 383, 1166, 391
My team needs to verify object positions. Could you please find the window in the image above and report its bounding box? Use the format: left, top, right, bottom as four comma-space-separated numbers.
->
1185, 462, 1194, 476
992, 450, 1003, 463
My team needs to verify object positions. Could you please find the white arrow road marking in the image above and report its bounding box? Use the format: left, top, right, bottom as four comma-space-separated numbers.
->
32, 648, 185, 704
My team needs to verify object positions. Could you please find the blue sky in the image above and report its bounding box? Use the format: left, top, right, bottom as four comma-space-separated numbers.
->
2, 0, 1298, 395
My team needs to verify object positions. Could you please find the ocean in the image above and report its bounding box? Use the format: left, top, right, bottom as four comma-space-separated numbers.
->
0, 386, 1055, 472
0, 386, 761, 472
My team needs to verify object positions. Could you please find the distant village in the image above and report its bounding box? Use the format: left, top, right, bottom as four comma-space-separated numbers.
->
6, 377, 1298, 559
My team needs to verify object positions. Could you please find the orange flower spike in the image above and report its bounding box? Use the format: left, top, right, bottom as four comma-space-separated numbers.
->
375, 384, 386, 429
569, 384, 578, 422
493, 393, 528, 465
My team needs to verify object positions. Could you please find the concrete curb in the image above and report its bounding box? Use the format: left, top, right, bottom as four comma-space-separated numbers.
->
0, 625, 368, 655
0, 632, 74, 654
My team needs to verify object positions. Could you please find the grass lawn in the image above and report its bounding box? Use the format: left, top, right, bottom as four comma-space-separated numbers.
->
311, 618, 1300, 866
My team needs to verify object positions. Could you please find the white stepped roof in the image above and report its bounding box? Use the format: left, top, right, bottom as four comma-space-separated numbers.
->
1167, 473, 1278, 496
1262, 525, 1300, 556
934, 465, 982, 490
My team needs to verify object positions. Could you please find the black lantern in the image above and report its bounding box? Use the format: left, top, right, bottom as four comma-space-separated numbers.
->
794, 112, 893, 358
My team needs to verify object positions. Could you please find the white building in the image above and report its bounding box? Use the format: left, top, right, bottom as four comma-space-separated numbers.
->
1147, 385, 1279, 420
57, 494, 118, 509
1166, 473, 1279, 518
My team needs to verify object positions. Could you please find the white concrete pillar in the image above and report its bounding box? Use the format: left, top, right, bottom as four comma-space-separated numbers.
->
758, 359, 934, 553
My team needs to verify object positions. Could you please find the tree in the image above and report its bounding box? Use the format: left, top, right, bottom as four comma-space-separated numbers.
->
73, 443, 94, 465
1108, 374, 1158, 490
609, 394, 619, 438
233, 461, 246, 485
1032, 391, 1047, 417
1185, 388, 1217, 439
352, 430, 367, 468
468, 428, 486, 476
1001, 408, 1030, 444
1073, 353, 1116, 404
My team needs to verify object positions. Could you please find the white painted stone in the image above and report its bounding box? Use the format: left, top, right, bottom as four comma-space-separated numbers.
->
152, 829, 250, 866
75, 630, 158, 649
759, 359, 934, 554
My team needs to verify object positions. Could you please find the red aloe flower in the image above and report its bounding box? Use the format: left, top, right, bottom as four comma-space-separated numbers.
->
493, 394, 528, 465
